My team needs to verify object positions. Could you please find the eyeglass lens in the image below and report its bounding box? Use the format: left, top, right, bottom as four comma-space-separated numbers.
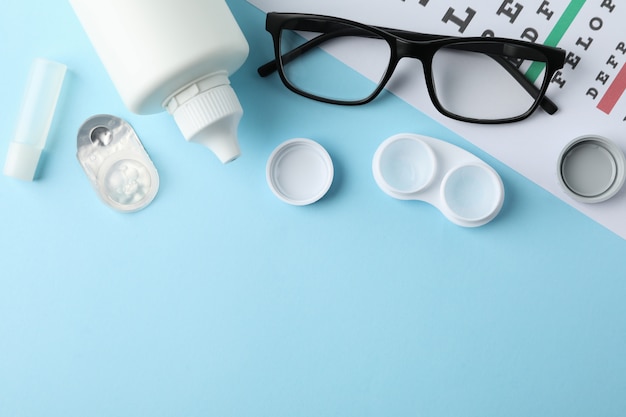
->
431, 44, 544, 120
279, 21, 391, 102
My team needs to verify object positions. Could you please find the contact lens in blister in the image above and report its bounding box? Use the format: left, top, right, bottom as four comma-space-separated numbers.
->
76, 115, 159, 212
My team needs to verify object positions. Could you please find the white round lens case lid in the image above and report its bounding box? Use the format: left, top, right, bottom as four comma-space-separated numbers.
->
557, 135, 626, 204
267, 138, 334, 205
373, 133, 504, 227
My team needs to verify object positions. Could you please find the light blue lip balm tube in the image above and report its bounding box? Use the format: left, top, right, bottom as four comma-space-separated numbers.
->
4, 58, 67, 181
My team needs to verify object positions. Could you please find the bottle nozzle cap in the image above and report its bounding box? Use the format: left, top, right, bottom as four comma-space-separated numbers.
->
189, 118, 241, 163
167, 76, 243, 163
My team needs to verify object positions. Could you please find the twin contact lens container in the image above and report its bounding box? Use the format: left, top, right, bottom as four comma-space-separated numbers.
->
373, 133, 504, 227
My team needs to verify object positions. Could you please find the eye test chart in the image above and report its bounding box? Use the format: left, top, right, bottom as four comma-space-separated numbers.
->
249, 0, 626, 239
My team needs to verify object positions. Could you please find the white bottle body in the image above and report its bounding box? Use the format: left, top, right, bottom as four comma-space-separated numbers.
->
70, 0, 250, 163
70, 0, 249, 114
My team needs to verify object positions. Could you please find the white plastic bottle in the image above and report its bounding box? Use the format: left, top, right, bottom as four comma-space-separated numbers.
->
69, 0, 249, 163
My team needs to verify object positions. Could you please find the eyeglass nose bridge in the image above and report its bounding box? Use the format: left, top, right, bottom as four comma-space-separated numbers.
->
389, 38, 439, 92
387, 38, 458, 121
391, 38, 439, 90
394, 38, 438, 63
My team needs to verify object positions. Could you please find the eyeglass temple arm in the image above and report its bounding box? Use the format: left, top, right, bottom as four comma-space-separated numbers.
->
490, 54, 557, 114
258, 30, 352, 77
257, 27, 558, 115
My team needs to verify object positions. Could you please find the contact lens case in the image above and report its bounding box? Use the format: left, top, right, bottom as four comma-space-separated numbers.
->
373, 133, 504, 227
76, 115, 159, 212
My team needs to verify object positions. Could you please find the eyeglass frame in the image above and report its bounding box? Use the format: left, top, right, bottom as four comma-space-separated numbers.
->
258, 12, 567, 124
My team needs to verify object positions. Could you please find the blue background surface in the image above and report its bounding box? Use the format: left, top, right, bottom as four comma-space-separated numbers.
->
1, 1, 625, 416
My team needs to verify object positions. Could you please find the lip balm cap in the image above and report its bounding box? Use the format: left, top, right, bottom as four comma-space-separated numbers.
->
4, 142, 43, 181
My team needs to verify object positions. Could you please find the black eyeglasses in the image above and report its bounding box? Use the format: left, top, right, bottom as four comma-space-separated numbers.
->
258, 12, 567, 124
